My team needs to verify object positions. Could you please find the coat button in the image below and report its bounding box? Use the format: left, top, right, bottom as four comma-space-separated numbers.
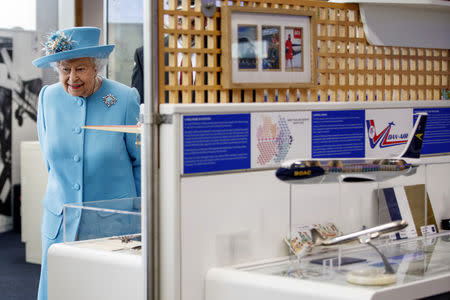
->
73, 127, 81, 134
73, 154, 80, 162
73, 183, 80, 191
77, 99, 84, 106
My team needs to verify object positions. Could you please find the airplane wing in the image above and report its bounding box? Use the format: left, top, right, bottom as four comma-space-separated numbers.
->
83, 125, 142, 134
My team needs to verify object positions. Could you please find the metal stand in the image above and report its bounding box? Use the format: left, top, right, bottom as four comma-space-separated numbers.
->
142, 1, 159, 299
366, 241, 395, 274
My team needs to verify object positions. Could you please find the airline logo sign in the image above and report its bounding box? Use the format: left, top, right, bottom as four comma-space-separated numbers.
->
294, 170, 311, 176
365, 109, 412, 158
366, 120, 408, 149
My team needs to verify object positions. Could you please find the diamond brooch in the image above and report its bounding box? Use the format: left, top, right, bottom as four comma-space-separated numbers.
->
103, 94, 117, 107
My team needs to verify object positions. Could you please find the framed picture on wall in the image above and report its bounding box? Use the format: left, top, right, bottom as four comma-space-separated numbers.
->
221, 6, 317, 89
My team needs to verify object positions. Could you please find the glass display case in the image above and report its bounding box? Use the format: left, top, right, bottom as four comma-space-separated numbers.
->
206, 233, 450, 300
206, 159, 450, 300
62, 197, 141, 252
266, 234, 449, 283
48, 198, 143, 299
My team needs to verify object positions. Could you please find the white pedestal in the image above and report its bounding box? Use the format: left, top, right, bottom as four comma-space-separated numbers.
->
20, 141, 47, 264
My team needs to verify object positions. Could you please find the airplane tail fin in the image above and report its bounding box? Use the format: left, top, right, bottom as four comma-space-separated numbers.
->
397, 113, 427, 159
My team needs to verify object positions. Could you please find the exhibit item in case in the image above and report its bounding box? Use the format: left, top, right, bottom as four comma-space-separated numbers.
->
287, 223, 341, 256
378, 184, 439, 239
276, 113, 427, 184
319, 220, 408, 247
288, 220, 408, 281
70, 234, 142, 253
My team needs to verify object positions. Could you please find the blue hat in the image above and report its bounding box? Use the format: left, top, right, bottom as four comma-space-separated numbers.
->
32, 27, 115, 68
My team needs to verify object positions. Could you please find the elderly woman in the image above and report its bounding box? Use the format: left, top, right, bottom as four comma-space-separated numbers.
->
32, 27, 141, 300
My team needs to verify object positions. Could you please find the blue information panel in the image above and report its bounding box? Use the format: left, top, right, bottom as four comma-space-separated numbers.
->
414, 108, 450, 155
183, 114, 251, 174
312, 110, 365, 158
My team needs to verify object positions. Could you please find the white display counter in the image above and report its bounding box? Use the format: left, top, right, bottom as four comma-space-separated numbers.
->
47, 198, 142, 300
47, 238, 143, 300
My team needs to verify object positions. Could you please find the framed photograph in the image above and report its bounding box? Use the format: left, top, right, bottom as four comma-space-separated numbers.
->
221, 6, 317, 89
285, 27, 303, 72
237, 25, 258, 70
262, 26, 281, 71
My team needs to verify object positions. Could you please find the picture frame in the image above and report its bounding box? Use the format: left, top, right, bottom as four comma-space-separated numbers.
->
221, 6, 317, 89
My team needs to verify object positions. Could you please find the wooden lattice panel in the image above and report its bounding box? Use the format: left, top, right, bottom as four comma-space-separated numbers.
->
159, 0, 449, 103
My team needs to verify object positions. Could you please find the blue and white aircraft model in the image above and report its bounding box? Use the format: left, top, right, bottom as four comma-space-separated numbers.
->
276, 113, 427, 184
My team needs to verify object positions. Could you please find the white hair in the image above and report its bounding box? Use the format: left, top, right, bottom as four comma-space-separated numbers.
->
51, 57, 108, 74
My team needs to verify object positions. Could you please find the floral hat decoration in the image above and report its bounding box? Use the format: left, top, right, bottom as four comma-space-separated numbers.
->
32, 27, 114, 68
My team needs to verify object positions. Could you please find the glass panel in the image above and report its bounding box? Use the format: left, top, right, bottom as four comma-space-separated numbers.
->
247, 233, 450, 288
63, 197, 141, 243
105, 0, 143, 86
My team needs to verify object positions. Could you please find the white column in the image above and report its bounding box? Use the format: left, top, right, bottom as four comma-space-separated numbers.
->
58, 0, 75, 29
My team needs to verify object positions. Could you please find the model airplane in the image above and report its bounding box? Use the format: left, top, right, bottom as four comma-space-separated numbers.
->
276, 113, 427, 184
317, 220, 408, 247
288, 220, 408, 274
321, 220, 408, 275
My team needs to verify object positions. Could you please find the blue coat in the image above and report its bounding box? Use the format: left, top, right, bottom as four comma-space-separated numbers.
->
36, 78, 141, 300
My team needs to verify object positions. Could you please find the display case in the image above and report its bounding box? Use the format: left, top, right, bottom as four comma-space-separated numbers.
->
205, 158, 450, 300
63, 197, 141, 244
206, 233, 450, 300
47, 198, 142, 300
